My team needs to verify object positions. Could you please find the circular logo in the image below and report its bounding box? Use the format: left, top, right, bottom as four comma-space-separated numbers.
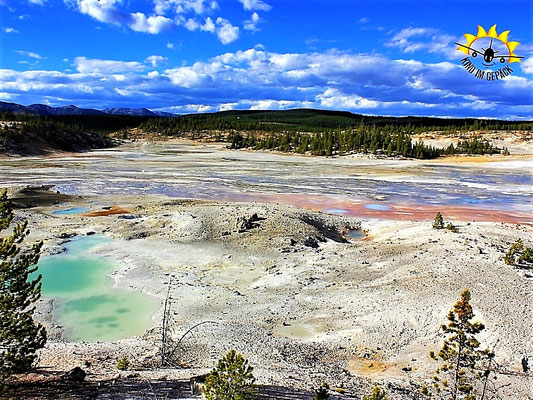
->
455, 25, 524, 80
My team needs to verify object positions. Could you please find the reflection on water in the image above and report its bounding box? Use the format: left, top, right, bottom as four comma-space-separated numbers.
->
37, 235, 159, 342
1, 142, 532, 222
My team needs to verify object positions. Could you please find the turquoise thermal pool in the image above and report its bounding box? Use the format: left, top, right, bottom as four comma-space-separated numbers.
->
37, 236, 159, 342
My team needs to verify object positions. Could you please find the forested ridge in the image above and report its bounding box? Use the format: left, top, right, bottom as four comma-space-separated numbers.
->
138, 109, 520, 159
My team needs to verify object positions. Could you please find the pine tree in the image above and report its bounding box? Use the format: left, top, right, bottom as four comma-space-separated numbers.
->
422, 289, 492, 400
0, 189, 46, 377
313, 382, 330, 400
433, 212, 445, 229
204, 349, 255, 400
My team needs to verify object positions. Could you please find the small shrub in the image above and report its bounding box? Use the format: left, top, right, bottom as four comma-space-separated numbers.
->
445, 222, 458, 233
432, 212, 444, 229
363, 386, 388, 400
204, 349, 255, 400
313, 382, 330, 400
117, 356, 130, 371
505, 239, 533, 267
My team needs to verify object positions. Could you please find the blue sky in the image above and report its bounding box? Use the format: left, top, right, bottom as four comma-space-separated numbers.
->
0, 0, 532, 118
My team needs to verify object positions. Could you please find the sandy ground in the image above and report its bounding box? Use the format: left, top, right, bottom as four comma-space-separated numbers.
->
411, 130, 533, 156
8, 191, 532, 399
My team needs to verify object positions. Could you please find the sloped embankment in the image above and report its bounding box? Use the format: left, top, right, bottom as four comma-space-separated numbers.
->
0, 122, 114, 156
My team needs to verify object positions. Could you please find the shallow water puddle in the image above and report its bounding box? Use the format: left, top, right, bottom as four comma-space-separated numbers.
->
346, 229, 365, 239
52, 206, 90, 215
37, 236, 159, 342
273, 323, 315, 340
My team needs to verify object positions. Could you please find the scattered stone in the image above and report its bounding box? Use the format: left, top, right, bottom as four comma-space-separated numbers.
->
65, 367, 86, 382
58, 232, 75, 239
303, 237, 319, 248
522, 357, 529, 373
236, 213, 262, 233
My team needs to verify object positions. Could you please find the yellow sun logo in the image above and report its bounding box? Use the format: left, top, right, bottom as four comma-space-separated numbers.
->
455, 24, 523, 65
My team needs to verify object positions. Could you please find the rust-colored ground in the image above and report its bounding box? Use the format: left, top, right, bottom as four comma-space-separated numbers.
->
221, 192, 533, 225
82, 205, 130, 217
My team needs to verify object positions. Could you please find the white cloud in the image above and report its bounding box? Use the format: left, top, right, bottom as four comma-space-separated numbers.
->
74, 57, 145, 73
244, 12, 260, 31
215, 17, 239, 44
153, 0, 218, 15
73, 0, 126, 25
167, 42, 175, 49
183, 16, 215, 32
183, 17, 199, 30
521, 58, 533, 75
238, 0, 270, 11
201, 16, 215, 32
387, 26, 460, 59
0, 92, 17, 100
15, 50, 42, 59
145, 55, 169, 68
1, 48, 531, 118
3, 27, 19, 33
249, 99, 312, 110
130, 12, 173, 33
28, 0, 46, 4
66, 0, 250, 43
317, 88, 379, 109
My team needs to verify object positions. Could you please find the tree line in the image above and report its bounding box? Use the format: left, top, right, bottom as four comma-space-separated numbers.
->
137, 110, 533, 135
228, 129, 502, 159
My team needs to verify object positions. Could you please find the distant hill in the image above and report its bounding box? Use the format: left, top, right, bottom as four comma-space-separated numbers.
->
183, 108, 532, 128
0, 120, 114, 156
0, 101, 172, 117
139, 108, 533, 134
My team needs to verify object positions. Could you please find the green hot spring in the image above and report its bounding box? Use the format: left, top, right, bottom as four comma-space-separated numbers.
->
37, 235, 159, 342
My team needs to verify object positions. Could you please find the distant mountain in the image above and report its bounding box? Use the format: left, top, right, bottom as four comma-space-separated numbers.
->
102, 107, 174, 117
0, 101, 27, 114
0, 101, 173, 117
26, 104, 106, 116
104, 107, 158, 117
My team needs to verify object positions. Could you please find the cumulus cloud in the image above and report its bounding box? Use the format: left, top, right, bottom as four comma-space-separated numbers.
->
521, 58, 533, 75
154, 0, 218, 14
3, 27, 19, 33
215, 17, 239, 44
69, 0, 129, 25
66, 0, 243, 42
238, 0, 271, 11
145, 55, 169, 68
244, 12, 260, 31
67, 0, 173, 34
2, 49, 532, 118
317, 88, 379, 109
130, 12, 173, 33
74, 57, 145, 73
